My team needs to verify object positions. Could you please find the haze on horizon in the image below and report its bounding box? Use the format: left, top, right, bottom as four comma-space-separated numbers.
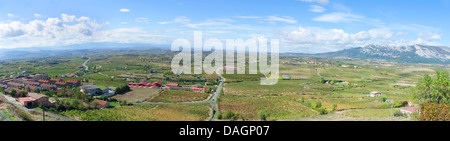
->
0, 0, 449, 53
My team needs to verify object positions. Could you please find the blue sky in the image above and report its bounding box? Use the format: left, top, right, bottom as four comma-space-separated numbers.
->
0, 0, 449, 53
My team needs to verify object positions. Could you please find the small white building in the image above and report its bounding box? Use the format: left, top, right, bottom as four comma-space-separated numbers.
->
369, 91, 382, 97
400, 107, 418, 117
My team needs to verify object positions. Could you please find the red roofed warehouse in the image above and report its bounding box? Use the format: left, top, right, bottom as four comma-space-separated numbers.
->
166, 83, 179, 88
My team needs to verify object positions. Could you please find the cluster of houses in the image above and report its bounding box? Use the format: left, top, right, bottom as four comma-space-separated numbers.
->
0, 73, 81, 96
0, 73, 83, 107
127, 81, 209, 92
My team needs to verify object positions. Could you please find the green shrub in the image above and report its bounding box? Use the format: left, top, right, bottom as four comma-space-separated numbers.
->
217, 113, 222, 119
393, 110, 403, 117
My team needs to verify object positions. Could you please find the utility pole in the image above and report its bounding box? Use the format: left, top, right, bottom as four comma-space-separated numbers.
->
390, 102, 393, 121
43, 108, 45, 121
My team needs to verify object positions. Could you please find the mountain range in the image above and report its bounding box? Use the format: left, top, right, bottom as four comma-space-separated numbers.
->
0, 43, 449, 64
318, 44, 450, 64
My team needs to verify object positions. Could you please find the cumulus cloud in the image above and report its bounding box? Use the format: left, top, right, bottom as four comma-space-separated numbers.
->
0, 15, 111, 48
61, 14, 76, 22
278, 26, 402, 53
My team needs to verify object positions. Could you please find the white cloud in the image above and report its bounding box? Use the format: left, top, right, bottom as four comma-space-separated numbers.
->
233, 16, 262, 19
278, 26, 407, 53
119, 8, 130, 12
264, 16, 297, 24
7, 13, 14, 18
313, 12, 363, 23
419, 32, 441, 41
135, 17, 149, 23
34, 14, 42, 18
0, 15, 111, 48
158, 16, 191, 24
298, 0, 329, 5
61, 14, 76, 22
309, 5, 326, 13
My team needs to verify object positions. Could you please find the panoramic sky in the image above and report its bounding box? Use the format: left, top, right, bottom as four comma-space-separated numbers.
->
1, 0, 449, 53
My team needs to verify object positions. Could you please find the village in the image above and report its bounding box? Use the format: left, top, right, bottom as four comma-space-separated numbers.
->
0, 72, 212, 113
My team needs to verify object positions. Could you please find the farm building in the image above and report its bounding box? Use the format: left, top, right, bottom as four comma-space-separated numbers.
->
55, 81, 68, 88
50, 78, 63, 84
91, 99, 110, 109
26, 73, 49, 81
369, 91, 382, 97
25, 84, 41, 92
166, 83, 179, 88
18, 93, 53, 107
400, 107, 418, 117
67, 80, 81, 87
38, 79, 50, 84
7, 82, 23, 89
80, 85, 102, 95
4, 87, 25, 97
40, 83, 56, 90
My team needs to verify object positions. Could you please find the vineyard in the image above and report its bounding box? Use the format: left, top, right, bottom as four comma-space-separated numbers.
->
418, 103, 450, 121
148, 90, 211, 102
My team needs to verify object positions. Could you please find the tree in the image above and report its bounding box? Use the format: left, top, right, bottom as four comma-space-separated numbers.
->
414, 71, 449, 104
10, 89, 17, 97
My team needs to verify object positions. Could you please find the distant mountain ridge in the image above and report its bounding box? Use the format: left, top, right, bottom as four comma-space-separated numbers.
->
0, 43, 449, 64
318, 44, 450, 64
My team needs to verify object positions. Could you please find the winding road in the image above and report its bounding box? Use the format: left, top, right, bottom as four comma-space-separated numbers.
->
132, 69, 224, 121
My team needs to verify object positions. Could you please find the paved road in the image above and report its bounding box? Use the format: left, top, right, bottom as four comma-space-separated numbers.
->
82, 57, 90, 71
133, 69, 224, 121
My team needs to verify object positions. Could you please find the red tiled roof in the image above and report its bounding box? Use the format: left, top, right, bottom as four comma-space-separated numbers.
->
18, 97, 36, 102
67, 74, 76, 77
67, 80, 80, 83
38, 79, 50, 83
41, 83, 54, 87
153, 81, 162, 86
139, 82, 149, 86
166, 83, 179, 87
55, 81, 67, 85
25, 84, 38, 90
93, 99, 108, 106
7, 82, 22, 86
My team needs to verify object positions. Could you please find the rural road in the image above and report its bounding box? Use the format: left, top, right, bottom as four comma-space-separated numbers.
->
82, 57, 90, 71
133, 69, 224, 121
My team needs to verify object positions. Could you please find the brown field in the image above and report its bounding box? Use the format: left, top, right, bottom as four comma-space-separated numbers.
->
147, 90, 211, 103
113, 88, 161, 102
